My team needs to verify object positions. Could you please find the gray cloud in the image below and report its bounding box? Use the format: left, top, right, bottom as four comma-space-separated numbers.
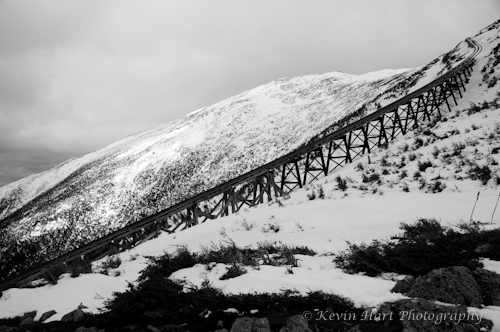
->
0, 0, 499, 187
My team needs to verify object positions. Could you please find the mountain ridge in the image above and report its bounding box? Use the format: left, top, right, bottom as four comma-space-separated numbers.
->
0, 27, 485, 283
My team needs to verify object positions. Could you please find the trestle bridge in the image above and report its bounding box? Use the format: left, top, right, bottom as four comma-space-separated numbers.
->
0, 38, 482, 291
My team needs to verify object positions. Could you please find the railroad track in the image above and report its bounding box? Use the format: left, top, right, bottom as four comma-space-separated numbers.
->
0, 37, 482, 291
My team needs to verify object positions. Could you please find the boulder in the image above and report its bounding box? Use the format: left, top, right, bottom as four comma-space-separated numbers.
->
472, 267, 500, 305
40, 310, 57, 322
74, 327, 103, 332
391, 275, 415, 294
346, 326, 361, 332
394, 298, 493, 332
61, 308, 86, 322
406, 266, 483, 307
19, 316, 33, 328
278, 315, 313, 332
75, 327, 97, 332
252, 318, 270, 332
230, 317, 270, 332
147, 325, 161, 332
23, 311, 37, 319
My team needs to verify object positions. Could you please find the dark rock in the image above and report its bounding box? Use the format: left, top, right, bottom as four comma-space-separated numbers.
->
75, 327, 97, 332
394, 298, 492, 332
278, 315, 313, 332
230, 317, 270, 332
0, 326, 19, 332
75, 327, 101, 332
406, 266, 483, 307
473, 267, 500, 305
61, 308, 86, 322
19, 316, 33, 327
147, 325, 161, 332
346, 326, 361, 332
391, 275, 415, 294
252, 318, 270, 332
23, 311, 37, 319
40, 309, 57, 322
230, 318, 252, 332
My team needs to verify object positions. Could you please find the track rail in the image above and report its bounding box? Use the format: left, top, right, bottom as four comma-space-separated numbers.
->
0, 38, 482, 291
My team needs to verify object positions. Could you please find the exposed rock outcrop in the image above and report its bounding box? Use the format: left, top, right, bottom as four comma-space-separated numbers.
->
61, 308, 86, 323
230, 317, 270, 332
404, 266, 483, 307
40, 309, 57, 322
18, 316, 33, 328
472, 267, 500, 305
391, 275, 415, 294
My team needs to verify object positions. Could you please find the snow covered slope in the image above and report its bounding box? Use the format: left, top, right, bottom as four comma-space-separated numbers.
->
1, 18, 500, 331
0, 19, 495, 285
1, 21, 500, 327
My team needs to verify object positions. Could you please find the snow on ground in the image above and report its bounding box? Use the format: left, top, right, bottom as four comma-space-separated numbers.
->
1, 100, 500, 326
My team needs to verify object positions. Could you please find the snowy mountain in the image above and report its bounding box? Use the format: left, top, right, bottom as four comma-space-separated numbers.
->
1, 19, 500, 330
0, 19, 497, 286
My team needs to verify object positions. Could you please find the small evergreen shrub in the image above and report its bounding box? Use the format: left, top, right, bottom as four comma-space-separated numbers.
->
421, 129, 434, 136
467, 164, 493, 185
432, 147, 440, 159
452, 141, 466, 155
413, 137, 424, 150
102, 256, 122, 270
418, 178, 427, 190
220, 263, 247, 280
361, 172, 380, 184
101, 245, 332, 331
335, 175, 347, 191
41, 263, 66, 285
425, 180, 447, 193
241, 219, 256, 230
67, 258, 92, 278
307, 190, 316, 200
417, 160, 433, 172
398, 143, 409, 153
317, 185, 325, 199
262, 223, 281, 233
334, 218, 500, 277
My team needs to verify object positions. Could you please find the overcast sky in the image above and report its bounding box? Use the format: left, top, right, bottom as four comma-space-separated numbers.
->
0, 0, 498, 188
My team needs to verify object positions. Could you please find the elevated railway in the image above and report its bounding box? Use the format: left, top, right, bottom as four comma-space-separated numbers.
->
0, 38, 482, 291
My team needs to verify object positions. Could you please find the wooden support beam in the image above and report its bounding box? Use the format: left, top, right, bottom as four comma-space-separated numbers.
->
378, 116, 388, 147
452, 76, 463, 98
362, 124, 370, 154
343, 135, 352, 163
192, 204, 199, 226
445, 80, 459, 106
437, 83, 453, 113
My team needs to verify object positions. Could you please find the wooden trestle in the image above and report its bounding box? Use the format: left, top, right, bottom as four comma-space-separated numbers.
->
0, 38, 482, 291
